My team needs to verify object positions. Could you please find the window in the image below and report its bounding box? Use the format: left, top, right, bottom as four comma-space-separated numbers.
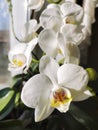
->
0, 0, 10, 88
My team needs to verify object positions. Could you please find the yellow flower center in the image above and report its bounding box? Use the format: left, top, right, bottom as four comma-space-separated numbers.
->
13, 59, 24, 67
50, 88, 72, 107
12, 54, 26, 67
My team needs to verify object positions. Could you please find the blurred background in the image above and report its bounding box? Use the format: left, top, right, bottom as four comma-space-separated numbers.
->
0, 0, 10, 89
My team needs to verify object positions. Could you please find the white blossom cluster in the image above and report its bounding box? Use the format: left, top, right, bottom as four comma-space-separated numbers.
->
8, 0, 98, 122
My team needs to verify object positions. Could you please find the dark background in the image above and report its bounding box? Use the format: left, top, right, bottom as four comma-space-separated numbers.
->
76, 7, 98, 122
88, 8, 98, 72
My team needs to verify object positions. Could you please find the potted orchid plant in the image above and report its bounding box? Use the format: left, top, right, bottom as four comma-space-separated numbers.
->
0, 0, 98, 130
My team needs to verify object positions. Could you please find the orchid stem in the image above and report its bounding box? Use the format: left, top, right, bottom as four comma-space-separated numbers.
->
32, 51, 39, 60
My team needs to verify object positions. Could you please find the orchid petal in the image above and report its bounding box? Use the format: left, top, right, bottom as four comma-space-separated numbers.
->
61, 24, 83, 45
39, 55, 59, 86
64, 43, 80, 64
47, 4, 60, 10
71, 88, 93, 101
21, 74, 53, 108
25, 19, 38, 34
57, 33, 80, 64
56, 100, 71, 112
60, 2, 83, 23
25, 38, 38, 68
21, 19, 39, 42
8, 43, 27, 63
28, 0, 44, 11
40, 7, 62, 30
35, 97, 54, 122
57, 64, 89, 90
8, 68, 23, 77
38, 29, 58, 57
8, 44, 27, 76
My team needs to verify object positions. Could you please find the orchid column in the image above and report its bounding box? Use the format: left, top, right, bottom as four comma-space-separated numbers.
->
10, 0, 30, 48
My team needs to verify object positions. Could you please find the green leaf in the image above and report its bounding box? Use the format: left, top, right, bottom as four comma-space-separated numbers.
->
15, 92, 20, 106
69, 103, 98, 130
0, 88, 11, 98
46, 112, 86, 130
13, 74, 23, 80
0, 90, 15, 120
10, 77, 23, 92
0, 76, 23, 120
0, 90, 14, 111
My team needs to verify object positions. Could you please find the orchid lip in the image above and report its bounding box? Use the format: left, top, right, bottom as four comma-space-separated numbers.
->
50, 87, 72, 108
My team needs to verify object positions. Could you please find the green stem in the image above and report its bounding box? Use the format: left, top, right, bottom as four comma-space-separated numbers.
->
32, 51, 39, 60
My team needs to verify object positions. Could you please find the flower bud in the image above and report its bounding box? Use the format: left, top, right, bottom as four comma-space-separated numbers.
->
86, 68, 98, 81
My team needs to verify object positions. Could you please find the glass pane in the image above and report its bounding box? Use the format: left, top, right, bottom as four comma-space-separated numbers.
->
0, 0, 10, 89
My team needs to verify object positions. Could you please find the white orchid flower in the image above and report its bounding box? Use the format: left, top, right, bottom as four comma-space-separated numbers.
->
8, 38, 38, 76
21, 56, 92, 122
40, 2, 83, 32
38, 29, 80, 64
28, 0, 45, 11
57, 32, 80, 64
20, 19, 39, 43
60, 24, 84, 45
